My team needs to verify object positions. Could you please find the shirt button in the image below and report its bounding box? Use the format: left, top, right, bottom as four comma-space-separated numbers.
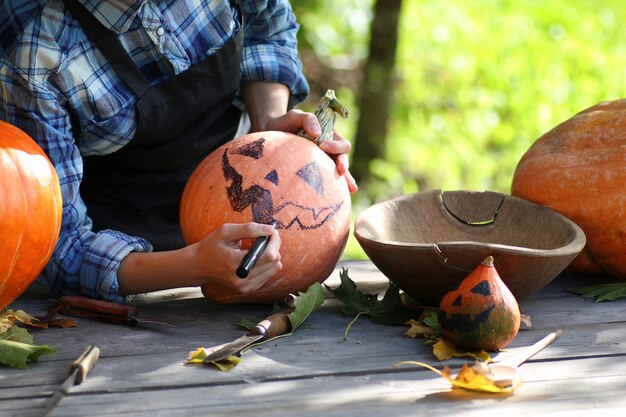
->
156, 26, 165, 37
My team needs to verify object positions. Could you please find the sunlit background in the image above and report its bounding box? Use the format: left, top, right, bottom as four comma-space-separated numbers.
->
293, 0, 626, 258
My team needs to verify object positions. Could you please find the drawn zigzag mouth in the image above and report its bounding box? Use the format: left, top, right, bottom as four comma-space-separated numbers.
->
272, 201, 343, 230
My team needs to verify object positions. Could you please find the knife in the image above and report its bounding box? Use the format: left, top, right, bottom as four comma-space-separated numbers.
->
203, 307, 294, 363
42, 345, 100, 416
55, 295, 176, 327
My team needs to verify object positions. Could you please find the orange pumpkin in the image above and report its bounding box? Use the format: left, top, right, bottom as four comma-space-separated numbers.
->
511, 99, 626, 279
0, 121, 63, 310
180, 131, 351, 303
439, 256, 521, 351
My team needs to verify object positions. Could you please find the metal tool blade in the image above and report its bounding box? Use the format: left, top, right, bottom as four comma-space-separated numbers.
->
203, 307, 294, 363
203, 332, 265, 363
42, 346, 100, 416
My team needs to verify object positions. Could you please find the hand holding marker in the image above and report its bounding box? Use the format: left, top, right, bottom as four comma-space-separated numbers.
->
236, 221, 278, 278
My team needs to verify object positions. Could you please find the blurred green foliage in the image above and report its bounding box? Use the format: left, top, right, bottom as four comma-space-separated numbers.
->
295, 0, 626, 259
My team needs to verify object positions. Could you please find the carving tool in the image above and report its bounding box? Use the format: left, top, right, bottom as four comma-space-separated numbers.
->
203, 307, 294, 363
42, 346, 100, 416
56, 295, 175, 327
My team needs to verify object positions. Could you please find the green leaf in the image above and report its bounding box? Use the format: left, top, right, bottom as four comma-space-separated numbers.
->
288, 282, 325, 331
568, 283, 626, 302
325, 267, 412, 324
1, 325, 33, 344
0, 327, 55, 368
235, 317, 258, 331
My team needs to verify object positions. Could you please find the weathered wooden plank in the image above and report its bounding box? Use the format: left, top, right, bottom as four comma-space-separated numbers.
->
2, 311, 625, 404
28, 356, 626, 417
4, 261, 625, 417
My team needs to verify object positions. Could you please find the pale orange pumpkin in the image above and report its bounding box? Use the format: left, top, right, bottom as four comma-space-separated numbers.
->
180, 131, 351, 303
511, 99, 626, 279
0, 121, 63, 310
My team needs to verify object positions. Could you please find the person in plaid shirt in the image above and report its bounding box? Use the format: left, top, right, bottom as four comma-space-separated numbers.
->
0, 0, 357, 303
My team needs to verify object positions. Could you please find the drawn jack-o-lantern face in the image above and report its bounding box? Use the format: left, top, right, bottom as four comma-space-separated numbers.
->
438, 257, 521, 351
438, 279, 497, 334
180, 131, 351, 304
221, 136, 344, 231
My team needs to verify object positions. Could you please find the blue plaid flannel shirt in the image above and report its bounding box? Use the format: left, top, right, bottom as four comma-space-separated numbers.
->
0, 0, 309, 303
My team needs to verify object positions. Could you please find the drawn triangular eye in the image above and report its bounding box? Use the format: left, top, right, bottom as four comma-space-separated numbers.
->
234, 137, 265, 159
297, 162, 324, 196
471, 280, 491, 296
265, 169, 279, 186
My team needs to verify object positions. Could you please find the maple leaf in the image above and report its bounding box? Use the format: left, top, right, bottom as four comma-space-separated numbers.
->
325, 268, 414, 340
568, 283, 626, 302
395, 360, 521, 394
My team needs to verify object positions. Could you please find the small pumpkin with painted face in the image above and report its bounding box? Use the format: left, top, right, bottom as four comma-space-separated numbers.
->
438, 256, 521, 351
180, 131, 351, 304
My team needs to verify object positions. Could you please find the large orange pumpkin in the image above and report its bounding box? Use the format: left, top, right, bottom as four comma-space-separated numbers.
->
0, 121, 63, 310
511, 99, 626, 279
180, 131, 351, 303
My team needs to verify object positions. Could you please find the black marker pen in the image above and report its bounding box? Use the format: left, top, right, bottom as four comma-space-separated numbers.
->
236, 221, 278, 278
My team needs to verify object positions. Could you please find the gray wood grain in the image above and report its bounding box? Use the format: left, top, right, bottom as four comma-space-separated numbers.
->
2, 260, 625, 417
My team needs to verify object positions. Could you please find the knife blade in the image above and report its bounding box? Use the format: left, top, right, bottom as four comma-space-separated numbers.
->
204, 307, 294, 363
42, 345, 100, 416
55, 295, 176, 327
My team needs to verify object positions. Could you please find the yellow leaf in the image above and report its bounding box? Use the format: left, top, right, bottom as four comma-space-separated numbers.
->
432, 338, 492, 362
404, 319, 435, 339
443, 361, 521, 393
395, 360, 521, 394
186, 347, 241, 372
7, 310, 37, 325
0, 313, 15, 334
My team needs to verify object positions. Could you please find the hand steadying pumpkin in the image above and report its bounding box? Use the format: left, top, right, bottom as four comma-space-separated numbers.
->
298, 90, 349, 145
242, 83, 357, 193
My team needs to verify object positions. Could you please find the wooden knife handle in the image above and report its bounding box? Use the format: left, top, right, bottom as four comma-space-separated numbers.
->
71, 345, 101, 385
254, 308, 294, 340
57, 295, 139, 325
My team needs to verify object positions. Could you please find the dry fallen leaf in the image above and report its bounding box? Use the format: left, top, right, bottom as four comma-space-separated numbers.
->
432, 338, 492, 362
186, 347, 241, 372
404, 319, 435, 339
395, 360, 521, 393
2, 308, 78, 330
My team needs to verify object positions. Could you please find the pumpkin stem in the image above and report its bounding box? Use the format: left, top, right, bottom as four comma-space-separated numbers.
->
298, 90, 349, 145
481, 256, 495, 267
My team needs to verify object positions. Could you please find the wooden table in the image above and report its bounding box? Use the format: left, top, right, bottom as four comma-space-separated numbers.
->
3, 260, 626, 417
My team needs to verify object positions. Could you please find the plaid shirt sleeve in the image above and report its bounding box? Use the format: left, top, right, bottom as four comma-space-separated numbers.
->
240, 0, 309, 103
0, 60, 152, 303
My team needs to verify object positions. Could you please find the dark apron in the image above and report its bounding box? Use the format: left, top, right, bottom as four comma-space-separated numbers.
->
64, 0, 243, 250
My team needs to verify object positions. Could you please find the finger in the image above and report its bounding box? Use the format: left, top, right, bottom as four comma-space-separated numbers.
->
344, 168, 358, 193
318, 134, 351, 155
219, 222, 275, 242
238, 262, 282, 292
334, 153, 349, 175
296, 111, 321, 137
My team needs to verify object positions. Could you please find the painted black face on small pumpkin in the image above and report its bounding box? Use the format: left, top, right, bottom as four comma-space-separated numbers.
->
221, 137, 343, 230
438, 279, 495, 332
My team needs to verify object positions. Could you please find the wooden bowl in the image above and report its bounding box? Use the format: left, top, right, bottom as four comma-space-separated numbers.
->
354, 190, 586, 306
